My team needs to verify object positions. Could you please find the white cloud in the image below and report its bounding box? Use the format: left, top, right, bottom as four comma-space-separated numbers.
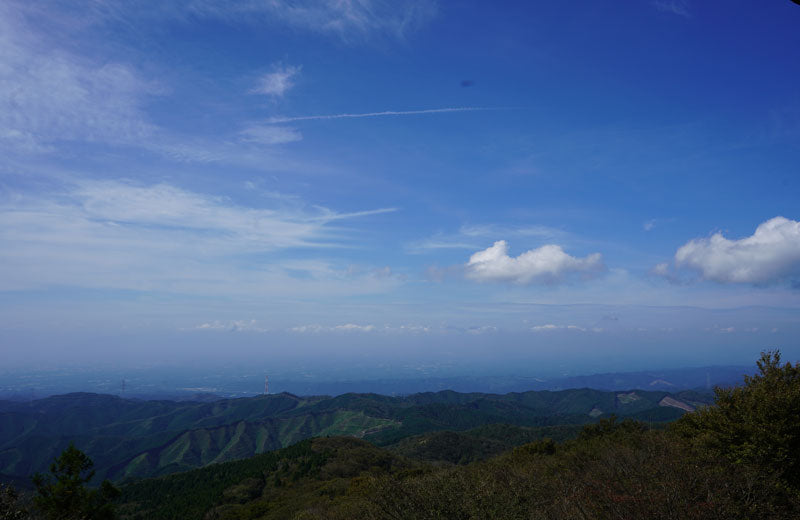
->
649, 261, 687, 285
239, 125, 302, 145
12, 1, 437, 42
290, 323, 376, 333
0, 180, 397, 293
651, 263, 670, 276
674, 217, 800, 285
333, 323, 376, 332
251, 64, 301, 98
288, 323, 445, 334
466, 325, 497, 335
652, 0, 690, 18
408, 224, 564, 254
194, 320, 267, 332
396, 324, 432, 334
70, 181, 323, 248
459, 224, 561, 239
643, 217, 675, 232
235, 0, 438, 40
531, 324, 590, 332
0, 3, 159, 153
465, 240, 604, 284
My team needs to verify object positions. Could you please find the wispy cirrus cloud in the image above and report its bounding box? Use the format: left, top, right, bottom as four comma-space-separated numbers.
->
0, 3, 160, 155
652, 0, 690, 18
239, 125, 303, 145
251, 64, 301, 98
20, 0, 437, 42
0, 1, 309, 166
219, 0, 439, 40
0, 180, 397, 293
408, 224, 565, 254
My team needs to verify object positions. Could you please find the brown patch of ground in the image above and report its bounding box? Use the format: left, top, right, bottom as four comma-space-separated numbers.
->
658, 396, 694, 412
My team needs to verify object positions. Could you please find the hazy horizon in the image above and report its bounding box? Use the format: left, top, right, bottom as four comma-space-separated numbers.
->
1, 1, 799, 376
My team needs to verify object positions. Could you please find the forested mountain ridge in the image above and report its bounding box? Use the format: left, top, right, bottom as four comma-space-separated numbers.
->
111, 352, 800, 519
0, 387, 707, 483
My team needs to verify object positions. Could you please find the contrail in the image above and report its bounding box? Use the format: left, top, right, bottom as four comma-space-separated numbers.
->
311, 207, 398, 222
267, 107, 501, 124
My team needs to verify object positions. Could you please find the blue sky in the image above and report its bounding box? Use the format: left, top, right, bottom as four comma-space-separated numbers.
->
1, 0, 799, 374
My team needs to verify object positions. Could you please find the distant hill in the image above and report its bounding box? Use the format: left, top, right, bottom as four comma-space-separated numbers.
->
0, 387, 710, 484
269, 365, 751, 396
0, 364, 751, 401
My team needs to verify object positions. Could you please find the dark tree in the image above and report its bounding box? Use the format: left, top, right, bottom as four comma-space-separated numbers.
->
673, 350, 800, 491
0, 484, 28, 520
32, 443, 119, 520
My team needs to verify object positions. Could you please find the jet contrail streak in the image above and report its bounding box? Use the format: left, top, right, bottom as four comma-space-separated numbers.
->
267, 107, 501, 123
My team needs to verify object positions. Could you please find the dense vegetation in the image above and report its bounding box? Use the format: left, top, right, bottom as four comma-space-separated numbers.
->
3, 351, 798, 518
0, 387, 699, 482
31, 443, 119, 520
112, 418, 798, 519
112, 351, 800, 519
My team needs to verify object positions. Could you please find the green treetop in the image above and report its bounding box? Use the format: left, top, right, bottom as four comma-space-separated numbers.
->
32, 443, 119, 520
674, 350, 800, 492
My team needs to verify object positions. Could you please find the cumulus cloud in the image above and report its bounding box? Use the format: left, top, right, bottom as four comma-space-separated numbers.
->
465, 241, 604, 284
674, 216, 800, 285
251, 64, 301, 98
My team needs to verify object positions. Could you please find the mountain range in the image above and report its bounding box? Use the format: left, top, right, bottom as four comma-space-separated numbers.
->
0, 387, 711, 484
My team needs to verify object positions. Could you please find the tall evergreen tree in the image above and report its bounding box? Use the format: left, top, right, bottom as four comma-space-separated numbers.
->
32, 443, 119, 520
674, 350, 800, 491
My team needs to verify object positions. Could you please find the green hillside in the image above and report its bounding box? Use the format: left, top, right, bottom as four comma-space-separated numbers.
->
117, 420, 798, 520
0, 387, 706, 483
118, 436, 419, 520
386, 423, 584, 465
